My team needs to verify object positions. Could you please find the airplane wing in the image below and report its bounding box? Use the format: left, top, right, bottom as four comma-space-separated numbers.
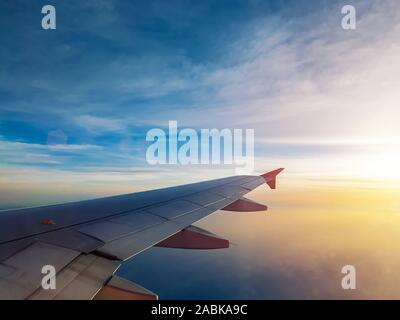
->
0, 168, 284, 300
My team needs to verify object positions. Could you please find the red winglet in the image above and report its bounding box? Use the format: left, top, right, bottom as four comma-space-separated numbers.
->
261, 168, 284, 189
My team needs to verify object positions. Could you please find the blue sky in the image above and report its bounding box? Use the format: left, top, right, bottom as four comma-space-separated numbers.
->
1, 0, 400, 207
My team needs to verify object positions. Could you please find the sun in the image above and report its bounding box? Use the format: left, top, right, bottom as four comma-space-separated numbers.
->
360, 149, 400, 181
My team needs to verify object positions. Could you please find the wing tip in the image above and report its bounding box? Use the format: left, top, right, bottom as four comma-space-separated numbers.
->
260, 168, 284, 189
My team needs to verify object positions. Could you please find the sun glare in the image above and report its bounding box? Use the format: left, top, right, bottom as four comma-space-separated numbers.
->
359, 149, 400, 180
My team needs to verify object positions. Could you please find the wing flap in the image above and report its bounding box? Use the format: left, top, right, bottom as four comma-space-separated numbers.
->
78, 221, 142, 243
94, 275, 158, 300
0, 239, 34, 262
35, 229, 104, 253
182, 191, 226, 206
144, 200, 202, 219
0, 242, 80, 299
209, 185, 248, 198
29, 254, 119, 300
221, 197, 268, 212
108, 210, 165, 231
240, 176, 265, 190
203, 197, 237, 210
155, 225, 229, 249
95, 221, 182, 260
172, 207, 213, 227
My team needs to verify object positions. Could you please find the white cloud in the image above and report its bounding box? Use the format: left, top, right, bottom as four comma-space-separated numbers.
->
0, 140, 102, 166
147, 0, 400, 145
74, 115, 126, 134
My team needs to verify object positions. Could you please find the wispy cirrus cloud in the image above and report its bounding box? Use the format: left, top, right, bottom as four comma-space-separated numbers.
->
73, 115, 127, 134
1, 0, 400, 206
